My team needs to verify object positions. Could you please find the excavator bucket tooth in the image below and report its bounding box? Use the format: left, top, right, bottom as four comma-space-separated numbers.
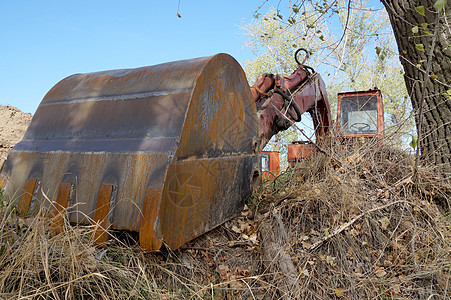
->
1, 53, 260, 251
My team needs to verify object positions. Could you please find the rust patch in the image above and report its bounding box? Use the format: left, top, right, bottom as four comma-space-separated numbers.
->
160, 156, 255, 250
18, 178, 38, 216
139, 188, 163, 251
93, 184, 114, 245
0, 176, 6, 190
51, 182, 73, 234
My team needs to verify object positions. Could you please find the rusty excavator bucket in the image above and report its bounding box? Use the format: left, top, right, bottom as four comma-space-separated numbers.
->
0, 54, 260, 251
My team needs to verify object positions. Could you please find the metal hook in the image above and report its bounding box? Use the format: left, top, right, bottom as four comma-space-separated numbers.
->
295, 48, 310, 65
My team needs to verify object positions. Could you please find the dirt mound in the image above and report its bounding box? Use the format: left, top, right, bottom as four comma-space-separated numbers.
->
0, 105, 32, 166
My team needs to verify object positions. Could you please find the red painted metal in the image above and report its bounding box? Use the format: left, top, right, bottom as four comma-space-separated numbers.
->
336, 89, 384, 138
261, 151, 280, 180
288, 89, 384, 165
287, 141, 316, 164
250, 64, 331, 151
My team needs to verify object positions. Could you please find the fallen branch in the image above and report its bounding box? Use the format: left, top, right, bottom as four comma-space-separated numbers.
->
260, 210, 301, 299
259, 195, 297, 215
308, 200, 406, 251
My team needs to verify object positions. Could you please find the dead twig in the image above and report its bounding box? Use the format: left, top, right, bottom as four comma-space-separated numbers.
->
308, 200, 406, 251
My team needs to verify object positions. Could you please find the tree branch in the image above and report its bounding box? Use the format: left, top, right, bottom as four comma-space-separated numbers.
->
308, 200, 406, 251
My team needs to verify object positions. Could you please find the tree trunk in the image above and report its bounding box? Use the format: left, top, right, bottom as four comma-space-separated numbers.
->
381, 0, 451, 176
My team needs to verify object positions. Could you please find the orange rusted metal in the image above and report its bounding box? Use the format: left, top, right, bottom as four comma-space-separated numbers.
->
139, 188, 163, 250
287, 141, 316, 164
336, 89, 384, 139
0, 176, 6, 190
93, 184, 114, 245
51, 182, 73, 234
261, 151, 280, 180
18, 178, 38, 215
1, 53, 259, 251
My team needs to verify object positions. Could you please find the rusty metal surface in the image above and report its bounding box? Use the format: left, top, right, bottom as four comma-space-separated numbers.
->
1, 53, 259, 251
287, 141, 316, 163
51, 182, 72, 234
176, 54, 258, 158
93, 184, 114, 245
250, 63, 331, 151
159, 156, 257, 250
18, 178, 38, 216
0, 176, 6, 190
139, 188, 163, 250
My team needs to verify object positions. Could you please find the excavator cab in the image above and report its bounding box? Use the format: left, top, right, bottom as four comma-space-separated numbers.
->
287, 89, 384, 164
336, 89, 384, 139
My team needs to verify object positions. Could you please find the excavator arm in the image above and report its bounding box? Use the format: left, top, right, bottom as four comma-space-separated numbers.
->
250, 49, 332, 151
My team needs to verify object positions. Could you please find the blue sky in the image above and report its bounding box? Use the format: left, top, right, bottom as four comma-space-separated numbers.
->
0, 0, 263, 113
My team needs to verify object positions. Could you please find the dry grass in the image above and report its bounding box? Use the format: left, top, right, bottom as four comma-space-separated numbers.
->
252, 136, 451, 299
0, 136, 450, 299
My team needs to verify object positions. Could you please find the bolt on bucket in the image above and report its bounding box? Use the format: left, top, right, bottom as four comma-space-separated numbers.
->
0, 53, 260, 251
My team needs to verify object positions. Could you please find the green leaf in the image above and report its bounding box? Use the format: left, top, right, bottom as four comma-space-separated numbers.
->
410, 135, 417, 150
412, 26, 419, 33
403, 50, 407, 54
416, 44, 425, 52
434, 0, 447, 11
415, 6, 425, 16
424, 30, 433, 35
445, 89, 451, 99
421, 23, 428, 30
319, 35, 324, 41
430, 74, 438, 79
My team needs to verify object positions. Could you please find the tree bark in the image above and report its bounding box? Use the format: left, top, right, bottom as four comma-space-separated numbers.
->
381, 0, 451, 176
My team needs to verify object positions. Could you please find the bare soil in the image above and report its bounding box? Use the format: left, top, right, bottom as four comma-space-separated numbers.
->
0, 105, 32, 166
